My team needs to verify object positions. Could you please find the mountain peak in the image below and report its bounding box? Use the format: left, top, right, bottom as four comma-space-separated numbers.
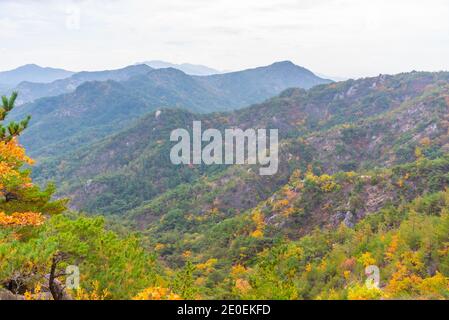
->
271, 60, 295, 67
18, 63, 41, 70
0, 64, 74, 86
138, 60, 221, 76
268, 60, 306, 71
264, 60, 328, 81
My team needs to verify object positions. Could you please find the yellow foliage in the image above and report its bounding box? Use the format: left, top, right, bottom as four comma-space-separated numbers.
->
196, 258, 218, 272
305, 263, 312, 273
251, 229, 263, 238
318, 260, 327, 272
132, 287, 181, 300
250, 210, 265, 238
231, 264, 247, 278
251, 210, 264, 227
418, 272, 449, 298
73, 281, 110, 300
358, 252, 376, 268
24, 283, 44, 300
384, 263, 423, 297
346, 171, 357, 178
415, 146, 423, 159
305, 172, 339, 192
347, 284, 383, 300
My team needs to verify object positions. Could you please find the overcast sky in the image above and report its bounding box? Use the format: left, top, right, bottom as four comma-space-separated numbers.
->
1, 0, 448, 78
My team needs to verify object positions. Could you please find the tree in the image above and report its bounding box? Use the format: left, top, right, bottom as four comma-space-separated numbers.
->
0, 92, 30, 141
0, 93, 66, 229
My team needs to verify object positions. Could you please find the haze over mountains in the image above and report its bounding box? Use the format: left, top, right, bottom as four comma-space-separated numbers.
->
8, 61, 331, 157
2, 57, 449, 299
0, 64, 74, 87
10, 64, 154, 105
140, 60, 222, 75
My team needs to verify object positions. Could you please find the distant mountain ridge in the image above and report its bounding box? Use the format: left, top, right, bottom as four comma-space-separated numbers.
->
139, 60, 221, 75
0, 64, 74, 87
194, 61, 332, 107
10, 64, 154, 105
10, 61, 331, 157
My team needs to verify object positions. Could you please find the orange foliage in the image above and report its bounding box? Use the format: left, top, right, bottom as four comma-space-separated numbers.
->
420, 137, 432, 147
0, 211, 45, 227
0, 139, 45, 228
341, 257, 357, 271
385, 235, 399, 260
0, 139, 34, 166
235, 279, 252, 294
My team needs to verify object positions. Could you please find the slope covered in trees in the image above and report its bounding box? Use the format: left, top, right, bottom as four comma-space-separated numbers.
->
34, 71, 449, 216
8, 61, 330, 158
0, 93, 188, 300
10, 64, 153, 105
3, 68, 449, 300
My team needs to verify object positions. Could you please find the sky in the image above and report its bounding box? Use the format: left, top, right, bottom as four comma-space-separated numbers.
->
1, 0, 449, 78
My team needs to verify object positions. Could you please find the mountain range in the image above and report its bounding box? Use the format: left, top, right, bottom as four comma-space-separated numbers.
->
10, 64, 154, 105
2, 58, 449, 299
0, 64, 73, 87
33, 71, 449, 215
9, 61, 331, 157
28, 70, 449, 277
140, 60, 222, 75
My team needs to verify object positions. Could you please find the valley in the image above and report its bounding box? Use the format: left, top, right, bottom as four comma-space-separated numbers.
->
2, 63, 449, 300
2, 0, 449, 303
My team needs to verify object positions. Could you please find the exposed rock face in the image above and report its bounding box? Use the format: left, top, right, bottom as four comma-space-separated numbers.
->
0, 289, 25, 300
343, 211, 355, 228
331, 211, 355, 228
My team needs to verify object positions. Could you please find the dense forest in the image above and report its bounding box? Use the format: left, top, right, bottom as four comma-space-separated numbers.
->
1, 70, 449, 300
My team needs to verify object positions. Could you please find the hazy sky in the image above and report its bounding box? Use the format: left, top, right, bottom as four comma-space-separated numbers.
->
1, 0, 449, 78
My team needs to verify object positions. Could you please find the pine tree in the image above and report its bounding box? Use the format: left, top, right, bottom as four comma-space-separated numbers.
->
0, 92, 31, 141
0, 92, 66, 228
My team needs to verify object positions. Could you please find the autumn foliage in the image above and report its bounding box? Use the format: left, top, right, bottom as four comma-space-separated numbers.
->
133, 287, 181, 300
0, 93, 65, 228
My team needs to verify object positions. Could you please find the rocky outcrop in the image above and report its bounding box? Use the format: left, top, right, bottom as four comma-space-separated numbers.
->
0, 289, 24, 300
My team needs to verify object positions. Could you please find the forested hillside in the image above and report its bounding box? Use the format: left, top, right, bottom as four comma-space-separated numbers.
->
2, 70, 449, 300
11, 64, 154, 105
35, 71, 449, 216
9, 61, 330, 158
